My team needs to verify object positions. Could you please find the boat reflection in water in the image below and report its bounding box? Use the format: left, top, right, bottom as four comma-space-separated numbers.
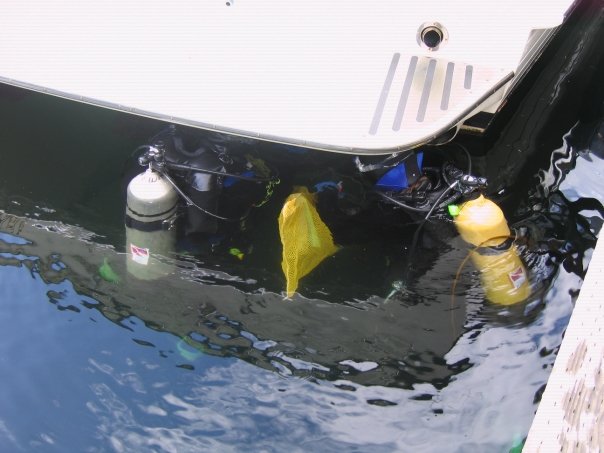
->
0, 174, 588, 391
0, 209, 468, 388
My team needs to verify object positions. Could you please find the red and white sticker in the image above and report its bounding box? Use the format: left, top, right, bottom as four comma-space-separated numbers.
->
130, 244, 150, 265
508, 266, 527, 289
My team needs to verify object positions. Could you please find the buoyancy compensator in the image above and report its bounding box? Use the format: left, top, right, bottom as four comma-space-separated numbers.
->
162, 133, 224, 236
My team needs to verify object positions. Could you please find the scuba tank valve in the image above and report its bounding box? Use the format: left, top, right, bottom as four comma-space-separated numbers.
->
454, 195, 531, 305
125, 168, 178, 280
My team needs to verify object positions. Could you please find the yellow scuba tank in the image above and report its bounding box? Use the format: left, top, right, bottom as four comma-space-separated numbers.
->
454, 195, 530, 305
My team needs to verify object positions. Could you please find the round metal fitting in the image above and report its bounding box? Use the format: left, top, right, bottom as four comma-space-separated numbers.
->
417, 22, 448, 51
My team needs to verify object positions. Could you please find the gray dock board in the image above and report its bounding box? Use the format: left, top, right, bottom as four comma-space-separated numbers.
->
524, 236, 604, 452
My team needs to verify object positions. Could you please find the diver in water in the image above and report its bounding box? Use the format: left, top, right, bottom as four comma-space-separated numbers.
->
126, 125, 279, 264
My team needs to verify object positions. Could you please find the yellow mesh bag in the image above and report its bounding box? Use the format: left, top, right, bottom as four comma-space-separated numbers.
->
278, 187, 338, 297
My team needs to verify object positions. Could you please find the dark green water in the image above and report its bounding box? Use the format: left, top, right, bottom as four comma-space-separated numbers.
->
0, 56, 603, 452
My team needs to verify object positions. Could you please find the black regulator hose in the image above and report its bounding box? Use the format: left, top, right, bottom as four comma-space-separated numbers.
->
136, 144, 277, 183
150, 162, 251, 222
164, 162, 275, 183
376, 192, 432, 213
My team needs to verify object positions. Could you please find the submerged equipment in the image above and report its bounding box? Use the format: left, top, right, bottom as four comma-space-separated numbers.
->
454, 195, 530, 305
124, 126, 279, 277
374, 152, 423, 191
135, 126, 278, 230
171, 144, 224, 236
125, 168, 178, 280
278, 187, 338, 297
99, 258, 120, 284
371, 146, 486, 218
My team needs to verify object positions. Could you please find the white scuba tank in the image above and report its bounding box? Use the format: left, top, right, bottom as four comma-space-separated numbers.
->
125, 168, 178, 280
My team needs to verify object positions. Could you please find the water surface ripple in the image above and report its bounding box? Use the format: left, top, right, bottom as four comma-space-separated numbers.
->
0, 87, 603, 452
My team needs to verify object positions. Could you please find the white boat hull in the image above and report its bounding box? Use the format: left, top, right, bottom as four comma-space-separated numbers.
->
0, 0, 574, 153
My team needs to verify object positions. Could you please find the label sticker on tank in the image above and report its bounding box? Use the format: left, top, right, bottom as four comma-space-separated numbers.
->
130, 244, 150, 265
508, 266, 526, 289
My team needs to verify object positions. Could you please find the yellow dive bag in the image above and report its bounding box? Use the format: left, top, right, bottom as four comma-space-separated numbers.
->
278, 187, 338, 297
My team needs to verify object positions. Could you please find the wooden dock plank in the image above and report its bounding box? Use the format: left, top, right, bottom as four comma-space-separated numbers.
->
524, 236, 604, 452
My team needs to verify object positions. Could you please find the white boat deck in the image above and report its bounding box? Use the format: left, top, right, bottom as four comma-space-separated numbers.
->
0, 0, 572, 154
525, 235, 604, 452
